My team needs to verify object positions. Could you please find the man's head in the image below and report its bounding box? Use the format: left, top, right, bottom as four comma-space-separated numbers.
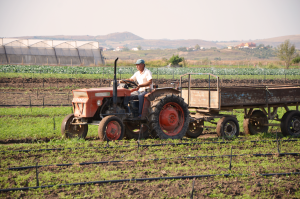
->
135, 59, 145, 72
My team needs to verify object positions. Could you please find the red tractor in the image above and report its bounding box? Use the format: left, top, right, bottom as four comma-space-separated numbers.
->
61, 58, 191, 141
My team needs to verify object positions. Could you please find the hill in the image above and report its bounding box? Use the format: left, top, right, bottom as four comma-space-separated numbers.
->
217, 34, 300, 49
13, 32, 300, 49
18, 32, 143, 42
14, 32, 222, 49
95, 32, 143, 42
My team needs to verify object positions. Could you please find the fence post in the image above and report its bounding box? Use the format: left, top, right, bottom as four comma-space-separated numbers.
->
229, 146, 232, 170
30, 97, 32, 112
173, 68, 174, 79
53, 117, 55, 130
36, 162, 39, 187
285, 69, 286, 83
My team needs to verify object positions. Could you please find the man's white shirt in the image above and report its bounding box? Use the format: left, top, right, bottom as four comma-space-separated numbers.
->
131, 68, 153, 92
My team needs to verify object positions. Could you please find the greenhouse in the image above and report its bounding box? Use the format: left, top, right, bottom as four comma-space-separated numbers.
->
0, 38, 105, 66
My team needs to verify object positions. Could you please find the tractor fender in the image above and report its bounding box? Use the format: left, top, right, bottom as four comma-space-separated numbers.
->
146, 88, 180, 101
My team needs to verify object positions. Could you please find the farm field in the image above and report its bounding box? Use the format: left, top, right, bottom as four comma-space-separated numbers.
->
1, 136, 300, 198
1, 65, 300, 198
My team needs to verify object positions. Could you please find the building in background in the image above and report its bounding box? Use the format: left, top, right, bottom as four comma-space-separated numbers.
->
236, 42, 256, 49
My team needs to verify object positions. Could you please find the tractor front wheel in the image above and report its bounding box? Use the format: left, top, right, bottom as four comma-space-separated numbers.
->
98, 116, 125, 141
61, 114, 88, 139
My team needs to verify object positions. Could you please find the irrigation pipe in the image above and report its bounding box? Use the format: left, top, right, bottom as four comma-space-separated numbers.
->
1, 172, 299, 192
1, 139, 299, 154
8, 152, 300, 171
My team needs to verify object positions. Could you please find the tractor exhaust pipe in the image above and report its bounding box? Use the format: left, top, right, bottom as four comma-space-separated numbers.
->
113, 58, 118, 111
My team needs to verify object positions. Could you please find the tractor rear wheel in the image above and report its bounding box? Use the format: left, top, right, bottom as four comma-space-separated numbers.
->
124, 122, 149, 140
186, 120, 204, 138
61, 114, 88, 139
148, 94, 190, 139
98, 116, 125, 141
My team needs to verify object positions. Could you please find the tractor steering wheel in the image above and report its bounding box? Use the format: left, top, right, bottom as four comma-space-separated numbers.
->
121, 80, 138, 88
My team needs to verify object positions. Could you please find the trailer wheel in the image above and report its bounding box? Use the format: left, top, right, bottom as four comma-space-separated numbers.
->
186, 120, 204, 138
61, 114, 88, 139
243, 110, 269, 135
216, 116, 239, 138
98, 116, 125, 141
280, 111, 300, 137
124, 122, 149, 140
148, 94, 190, 139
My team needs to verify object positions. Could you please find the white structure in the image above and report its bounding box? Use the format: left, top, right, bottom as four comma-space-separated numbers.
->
131, 48, 139, 51
115, 46, 124, 51
0, 38, 104, 65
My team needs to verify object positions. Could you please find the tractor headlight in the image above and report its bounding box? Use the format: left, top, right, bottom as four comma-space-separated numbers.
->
97, 100, 102, 106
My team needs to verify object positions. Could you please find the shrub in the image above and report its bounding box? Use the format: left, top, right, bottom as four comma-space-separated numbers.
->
169, 55, 184, 66
292, 57, 300, 64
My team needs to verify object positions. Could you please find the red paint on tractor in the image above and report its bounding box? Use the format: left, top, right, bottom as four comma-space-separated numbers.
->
106, 121, 122, 140
72, 87, 132, 117
159, 102, 184, 136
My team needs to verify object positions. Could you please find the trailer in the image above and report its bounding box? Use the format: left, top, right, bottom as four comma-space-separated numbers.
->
62, 62, 300, 141
180, 73, 300, 138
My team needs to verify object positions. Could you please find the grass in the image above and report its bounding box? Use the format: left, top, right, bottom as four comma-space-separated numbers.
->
0, 105, 297, 140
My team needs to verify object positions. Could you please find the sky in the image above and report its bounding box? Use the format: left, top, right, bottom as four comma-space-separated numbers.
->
0, 0, 299, 41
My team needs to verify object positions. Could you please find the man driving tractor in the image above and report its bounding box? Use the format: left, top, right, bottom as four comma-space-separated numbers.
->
120, 59, 153, 117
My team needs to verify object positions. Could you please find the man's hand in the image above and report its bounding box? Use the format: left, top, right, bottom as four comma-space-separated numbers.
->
129, 87, 139, 92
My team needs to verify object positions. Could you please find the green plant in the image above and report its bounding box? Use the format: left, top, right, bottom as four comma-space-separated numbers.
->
276, 40, 298, 69
169, 54, 184, 66
292, 56, 300, 64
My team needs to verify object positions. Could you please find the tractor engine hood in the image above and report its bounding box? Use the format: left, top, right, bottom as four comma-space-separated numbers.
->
72, 87, 132, 117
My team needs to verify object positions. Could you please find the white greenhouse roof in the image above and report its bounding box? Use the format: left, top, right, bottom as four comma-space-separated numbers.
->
0, 38, 100, 49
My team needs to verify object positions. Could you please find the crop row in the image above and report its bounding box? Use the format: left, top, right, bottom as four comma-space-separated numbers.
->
1, 64, 300, 75
1, 136, 300, 197
2, 140, 299, 168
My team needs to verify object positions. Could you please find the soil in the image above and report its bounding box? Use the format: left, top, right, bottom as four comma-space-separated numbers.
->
1, 146, 300, 198
2, 176, 300, 198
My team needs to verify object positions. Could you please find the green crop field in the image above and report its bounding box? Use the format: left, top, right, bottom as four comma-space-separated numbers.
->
1, 64, 300, 81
